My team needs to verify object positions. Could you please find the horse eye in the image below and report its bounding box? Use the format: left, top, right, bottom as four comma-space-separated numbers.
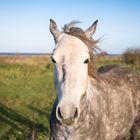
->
51, 57, 56, 63
84, 59, 89, 64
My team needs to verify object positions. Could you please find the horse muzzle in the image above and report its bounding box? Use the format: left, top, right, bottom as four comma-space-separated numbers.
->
56, 106, 79, 126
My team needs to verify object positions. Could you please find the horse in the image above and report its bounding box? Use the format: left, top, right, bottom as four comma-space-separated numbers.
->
49, 19, 140, 140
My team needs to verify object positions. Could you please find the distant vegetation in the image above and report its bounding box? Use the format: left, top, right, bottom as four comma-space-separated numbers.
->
123, 47, 140, 65
0, 53, 139, 140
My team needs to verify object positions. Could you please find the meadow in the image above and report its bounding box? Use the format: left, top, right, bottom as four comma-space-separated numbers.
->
0, 54, 140, 140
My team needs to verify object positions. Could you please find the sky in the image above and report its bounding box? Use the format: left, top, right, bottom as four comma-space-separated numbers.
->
0, 0, 140, 54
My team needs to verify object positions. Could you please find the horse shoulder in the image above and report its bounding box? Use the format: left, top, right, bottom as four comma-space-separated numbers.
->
97, 65, 140, 139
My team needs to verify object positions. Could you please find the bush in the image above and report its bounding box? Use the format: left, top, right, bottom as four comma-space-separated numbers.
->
123, 47, 140, 65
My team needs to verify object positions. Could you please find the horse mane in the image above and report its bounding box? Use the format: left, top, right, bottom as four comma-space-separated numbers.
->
63, 21, 99, 79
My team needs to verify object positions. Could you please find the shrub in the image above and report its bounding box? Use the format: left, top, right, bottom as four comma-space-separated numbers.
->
123, 47, 140, 65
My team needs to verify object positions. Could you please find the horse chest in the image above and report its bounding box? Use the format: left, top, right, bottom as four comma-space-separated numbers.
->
62, 120, 101, 140
63, 127, 97, 140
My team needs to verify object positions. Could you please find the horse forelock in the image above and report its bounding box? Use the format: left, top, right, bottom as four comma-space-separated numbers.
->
63, 21, 99, 79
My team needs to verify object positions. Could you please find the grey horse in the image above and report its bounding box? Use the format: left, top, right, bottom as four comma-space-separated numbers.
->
49, 19, 140, 140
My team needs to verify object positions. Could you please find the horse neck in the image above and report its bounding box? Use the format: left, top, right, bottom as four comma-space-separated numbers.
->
76, 77, 103, 139
79, 77, 101, 121
86, 77, 100, 109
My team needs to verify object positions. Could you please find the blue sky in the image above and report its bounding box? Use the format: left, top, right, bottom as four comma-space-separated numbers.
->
0, 0, 140, 54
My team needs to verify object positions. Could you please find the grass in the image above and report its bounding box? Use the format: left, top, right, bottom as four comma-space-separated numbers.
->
0, 55, 140, 140
0, 55, 55, 140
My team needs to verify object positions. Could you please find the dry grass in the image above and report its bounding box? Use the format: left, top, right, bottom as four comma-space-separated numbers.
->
123, 48, 140, 65
0, 54, 51, 67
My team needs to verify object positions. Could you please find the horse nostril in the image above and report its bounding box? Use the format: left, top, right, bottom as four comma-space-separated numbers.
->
56, 106, 79, 124
57, 107, 63, 119
74, 107, 78, 119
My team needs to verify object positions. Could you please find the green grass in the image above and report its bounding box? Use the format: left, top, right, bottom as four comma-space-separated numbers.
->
0, 59, 55, 140
0, 55, 140, 140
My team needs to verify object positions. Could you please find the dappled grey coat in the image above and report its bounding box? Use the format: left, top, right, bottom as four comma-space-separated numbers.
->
49, 19, 140, 140
50, 65, 140, 140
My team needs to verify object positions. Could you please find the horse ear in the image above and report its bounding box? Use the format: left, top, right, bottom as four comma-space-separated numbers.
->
85, 20, 98, 38
49, 19, 61, 43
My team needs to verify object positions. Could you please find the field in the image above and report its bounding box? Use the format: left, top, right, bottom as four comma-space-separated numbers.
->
0, 55, 140, 140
